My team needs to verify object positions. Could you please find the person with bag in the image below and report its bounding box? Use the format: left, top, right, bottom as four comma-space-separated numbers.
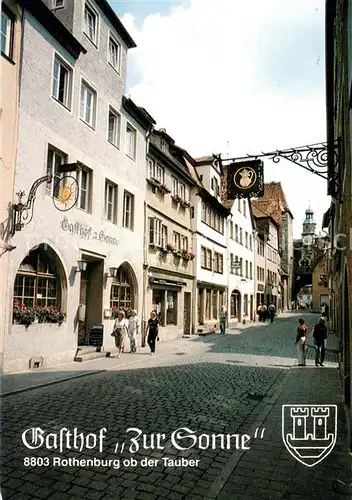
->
295, 317, 308, 366
128, 310, 139, 353
313, 317, 328, 366
111, 310, 129, 359
145, 311, 160, 355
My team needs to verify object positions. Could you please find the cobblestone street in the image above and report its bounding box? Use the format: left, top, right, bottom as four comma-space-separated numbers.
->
1, 313, 351, 500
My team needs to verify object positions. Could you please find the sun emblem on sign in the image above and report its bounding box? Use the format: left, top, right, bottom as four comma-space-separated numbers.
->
53, 176, 79, 212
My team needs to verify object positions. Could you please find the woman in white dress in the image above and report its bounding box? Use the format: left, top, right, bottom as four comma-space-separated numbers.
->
128, 310, 139, 353
295, 317, 308, 366
112, 311, 129, 359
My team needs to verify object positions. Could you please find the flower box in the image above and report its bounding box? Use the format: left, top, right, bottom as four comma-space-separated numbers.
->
147, 177, 161, 188
12, 301, 66, 326
180, 199, 191, 208
171, 195, 181, 203
158, 184, 171, 194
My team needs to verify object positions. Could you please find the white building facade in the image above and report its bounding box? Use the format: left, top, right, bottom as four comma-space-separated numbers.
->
4, 0, 154, 372
227, 198, 256, 324
192, 156, 230, 332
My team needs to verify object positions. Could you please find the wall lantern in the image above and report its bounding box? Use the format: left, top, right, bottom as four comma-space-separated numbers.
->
76, 260, 88, 272
105, 267, 118, 279
109, 267, 119, 279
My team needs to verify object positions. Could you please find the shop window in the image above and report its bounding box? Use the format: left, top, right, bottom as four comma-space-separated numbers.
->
152, 289, 165, 324
212, 290, 217, 319
205, 289, 211, 320
110, 266, 134, 311
166, 291, 177, 325
13, 245, 60, 309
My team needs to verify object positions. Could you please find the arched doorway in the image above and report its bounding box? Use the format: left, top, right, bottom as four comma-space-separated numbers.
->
230, 289, 241, 320
109, 262, 138, 316
12, 243, 67, 324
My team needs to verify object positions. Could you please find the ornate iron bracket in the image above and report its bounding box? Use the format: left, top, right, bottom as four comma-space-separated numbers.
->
218, 139, 341, 199
12, 174, 53, 232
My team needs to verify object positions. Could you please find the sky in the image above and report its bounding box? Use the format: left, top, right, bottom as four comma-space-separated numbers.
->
111, 0, 328, 238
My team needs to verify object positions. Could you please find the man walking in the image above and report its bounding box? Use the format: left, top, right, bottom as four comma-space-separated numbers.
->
219, 306, 227, 335
313, 317, 328, 366
268, 303, 276, 323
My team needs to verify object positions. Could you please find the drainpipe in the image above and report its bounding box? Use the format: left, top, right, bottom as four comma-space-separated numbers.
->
141, 125, 154, 346
253, 229, 257, 321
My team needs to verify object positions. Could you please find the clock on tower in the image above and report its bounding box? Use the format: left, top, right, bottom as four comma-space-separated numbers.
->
302, 207, 316, 247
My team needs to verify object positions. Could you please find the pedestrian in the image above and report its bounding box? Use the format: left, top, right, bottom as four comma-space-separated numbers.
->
111, 310, 129, 359
257, 304, 262, 322
295, 317, 308, 366
260, 304, 267, 322
313, 317, 328, 367
128, 309, 139, 353
322, 303, 329, 321
268, 303, 276, 323
219, 306, 227, 335
145, 311, 160, 355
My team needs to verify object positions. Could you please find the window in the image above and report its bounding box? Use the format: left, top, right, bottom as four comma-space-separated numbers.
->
238, 199, 241, 211
239, 257, 243, 276
105, 181, 117, 223
173, 232, 180, 250
77, 167, 92, 212
80, 81, 97, 128
235, 255, 239, 275
243, 199, 247, 216
13, 245, 60, 311
172, 177, 178, 196
52, 55, 72, 109
161, 225, 167, 248
126, 123, 137, 160
181, 236, 188, 251
110, 266, 134, 310
212, 177, 220, 197
1, 7, 14, 59
239, 228, 243, 244
149, 218, 166, 247
250, 262, 253, 279
46, 146, 68, 198
123, 191, 134, 229
166, 291, 178, 325
201, 246, 212, 270
230, 221, 234, 239
249, 235, 253, 250
84, 2, 98, 45
179, 182, 186, 200
245, 232, 248, 248
200, 202, 224, 234
235, 224, 238, 241
214, 253, 223, 274
108, 107, 121, 147
147, 158, 164, 183
108, 35, 120, 72
53, 0, 65, 8
245, 260, 248, 278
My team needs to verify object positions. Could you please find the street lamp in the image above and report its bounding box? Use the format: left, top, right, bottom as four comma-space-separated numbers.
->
76, 260, 88, 272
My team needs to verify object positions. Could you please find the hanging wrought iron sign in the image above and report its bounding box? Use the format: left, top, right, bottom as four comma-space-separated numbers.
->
12, 164, 79, 233
225, 159, 264, 199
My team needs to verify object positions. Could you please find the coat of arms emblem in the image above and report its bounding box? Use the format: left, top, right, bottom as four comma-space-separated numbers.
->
282, 405, 337, 467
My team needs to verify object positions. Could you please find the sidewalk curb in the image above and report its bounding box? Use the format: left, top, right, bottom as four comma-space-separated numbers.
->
206, 369, 292, 499
1, 334, 223, 397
